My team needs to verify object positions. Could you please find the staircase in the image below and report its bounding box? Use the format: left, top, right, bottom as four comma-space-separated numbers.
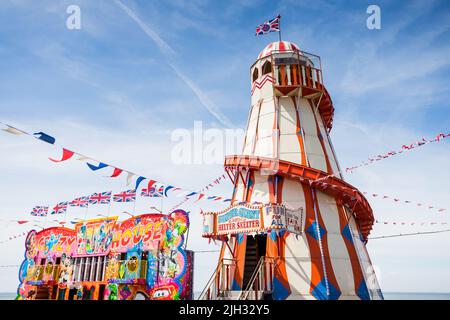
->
242, 237, 258, 289
239, 256, 277, 300
199, 256, 277, 300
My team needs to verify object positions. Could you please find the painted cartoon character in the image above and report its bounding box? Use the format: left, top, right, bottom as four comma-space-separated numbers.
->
25, 232, 37, 260
77, 224, 87, 254
105, 255, 119, 279
107, 284, 118, 300
58, 253, 73, 286
149, 283, 179, 300
94, 224, 109, 253
44, 233, 61, 256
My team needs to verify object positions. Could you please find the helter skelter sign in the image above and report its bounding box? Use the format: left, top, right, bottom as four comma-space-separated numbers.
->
202, 203, 305, 237
217, 205, 261, 235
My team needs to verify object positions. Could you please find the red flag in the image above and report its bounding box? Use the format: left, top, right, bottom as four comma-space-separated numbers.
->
196, 194, 205, 202
49, 148, 75, 163
111, 168, 123, 177
147, 180, 156, 192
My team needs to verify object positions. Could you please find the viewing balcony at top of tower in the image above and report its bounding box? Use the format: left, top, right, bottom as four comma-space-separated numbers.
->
252, 41, 324, 98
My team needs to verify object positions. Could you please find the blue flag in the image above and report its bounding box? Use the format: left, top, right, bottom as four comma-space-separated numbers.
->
33, 132, 55, 144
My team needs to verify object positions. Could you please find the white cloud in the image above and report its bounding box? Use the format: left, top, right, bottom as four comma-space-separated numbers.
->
113, 0, 234, 128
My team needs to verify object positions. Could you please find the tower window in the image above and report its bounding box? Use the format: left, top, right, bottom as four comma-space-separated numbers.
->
262, 61, 272, 75
252, 68, 259, 82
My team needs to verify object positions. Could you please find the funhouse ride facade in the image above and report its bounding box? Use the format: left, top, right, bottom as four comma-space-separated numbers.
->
16, 210, 193, 300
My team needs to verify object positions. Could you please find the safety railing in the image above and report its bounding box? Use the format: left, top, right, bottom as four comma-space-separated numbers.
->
274, 64, 323, 90
198, 258, 237, 300
239, 257, 277, 300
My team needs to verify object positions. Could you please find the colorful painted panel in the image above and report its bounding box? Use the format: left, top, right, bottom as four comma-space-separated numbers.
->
35, 227, 77, 259
75, 217, 116, 256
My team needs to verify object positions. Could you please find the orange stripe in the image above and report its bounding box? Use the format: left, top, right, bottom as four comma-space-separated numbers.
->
273, 97, 279, 158
336, 202, 365, 294
241, 170, 249, 202
280, 65, 286, 86
301, 183, 324, 291
312, 189, 341, 295
245, 171, 255, 202
268, 176, 276, 204
275, 231, 291, 293
308, 100, 333, 174
233, 234, 247, 289
291, 97, 307, 166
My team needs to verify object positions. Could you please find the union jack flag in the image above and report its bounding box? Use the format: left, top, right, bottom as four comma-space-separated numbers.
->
113, 189, 136, 202
51, 202, 68, 215
256, 15, 281, 36
141, 185, 164, 197
69, 196, 89, 208
31, 206, 48, 217
89, 191, 111, 205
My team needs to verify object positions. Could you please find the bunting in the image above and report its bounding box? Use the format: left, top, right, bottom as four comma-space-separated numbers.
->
141, 185, 163, 197
135, 176, 146, 190
87, 162, 108, 171
110, 168, 123, 178
69, 196, 89, 208
375, 220, 448, 226
50, 202, 68, 215
49, 148, 75, 163
0, 232, 27, 245
88, 191, 111, 205
346, 132, 450, 173
30, 206, 48, 217
0, 121, 242, 206
33, 132, 55, 144
113, 189, 136, 203
362, 192, 446, 213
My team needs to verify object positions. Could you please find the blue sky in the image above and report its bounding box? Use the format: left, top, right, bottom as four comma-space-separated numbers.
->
0, 0, 450, 294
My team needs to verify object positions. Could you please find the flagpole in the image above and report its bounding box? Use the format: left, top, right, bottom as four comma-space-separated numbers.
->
278, 14, 282, 42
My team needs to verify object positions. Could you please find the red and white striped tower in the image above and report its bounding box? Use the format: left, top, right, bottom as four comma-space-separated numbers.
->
200, 41, 382, 300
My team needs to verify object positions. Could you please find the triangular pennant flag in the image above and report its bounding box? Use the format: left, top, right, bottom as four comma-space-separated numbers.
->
135, 176, 146, 190
195, 194, 205, 202
126, 172, 135, 186
87, 162, 108, 171
186, 192, 197, 197
147, 180, 156, 190
164, 186, 174, 197
49, 148, 75, 163
33, 132, 56, 144
2, 126, 24, 135
110, 168, 123, 178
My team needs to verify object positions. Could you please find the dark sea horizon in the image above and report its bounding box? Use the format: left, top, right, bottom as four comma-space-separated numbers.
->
2, 291, 450, 300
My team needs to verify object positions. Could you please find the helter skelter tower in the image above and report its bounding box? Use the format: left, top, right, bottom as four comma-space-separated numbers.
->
200, 41, 383, 300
